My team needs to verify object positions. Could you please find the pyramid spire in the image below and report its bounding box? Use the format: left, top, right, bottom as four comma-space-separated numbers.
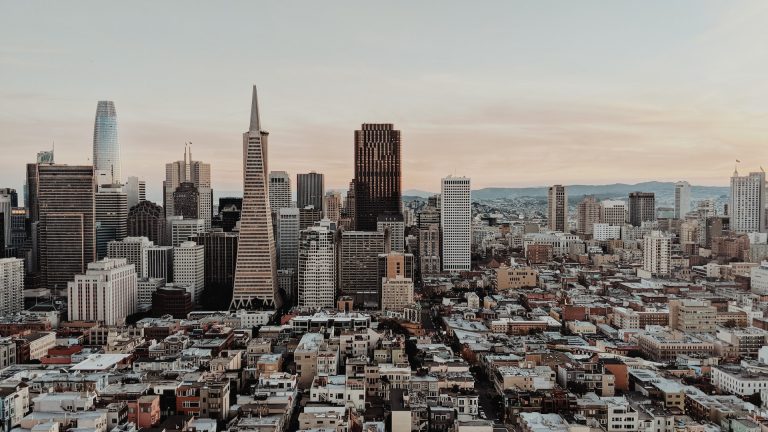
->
249, 85, 261, 132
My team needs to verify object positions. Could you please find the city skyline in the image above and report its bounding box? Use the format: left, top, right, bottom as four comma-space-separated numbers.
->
4, 2, 768, 199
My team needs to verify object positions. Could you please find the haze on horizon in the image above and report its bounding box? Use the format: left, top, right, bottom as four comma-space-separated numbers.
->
2, 1, 768, 201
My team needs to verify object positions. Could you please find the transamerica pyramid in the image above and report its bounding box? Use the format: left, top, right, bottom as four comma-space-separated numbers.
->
231, 86, 279, 309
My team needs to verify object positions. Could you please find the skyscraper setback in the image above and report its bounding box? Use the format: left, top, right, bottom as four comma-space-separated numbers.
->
231, 86, 279, 309
353, 124, 402, 231
93, 101, 120, 185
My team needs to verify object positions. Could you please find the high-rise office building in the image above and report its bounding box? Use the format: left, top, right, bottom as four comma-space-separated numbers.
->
218, 197, 242, 233
576, 195, 600, 236
297, 172, 324, 211
67, 258, 137, 326
145, 245, 174, 281
128, 201, 166, 246
297, 225, 335, 309
547, 185, 567, 232
730, 170, 766, 233
299, 206, 323, 231
628, 192, 656, 227
163, 144, 212, 229
34, 165, 96, 290
0, 188, 19, 208
0, 258, 23, 316
174, 241, 205, 304
339, 230, 389, 308
172, 182, 200, 220
377, 213, 405, 252
9, 208, 27, 251
343, 180, 356, 230
124, 176, 146, 210
277, 208, 300, 273
0, 191, 11, 248
642, 231, 671, 277
169, 218, 205, 247
93, 101, 121, 185
232, 86, 278, 309
441, 176, 471, 272
269, 171, 292, 211
107, 236, 153, 278
600, 200, 627, 226
191, 230, 238, 307
95, 185, 128, 259
674, 181, 691, 219
323, 192, 342, 224
353, 124, 402, 231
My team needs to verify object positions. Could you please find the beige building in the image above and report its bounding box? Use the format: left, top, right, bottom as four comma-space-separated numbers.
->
496, 264, 537, 290
669, 299, 717, 333
637, 331, 715, 362
381, 276, 414, 312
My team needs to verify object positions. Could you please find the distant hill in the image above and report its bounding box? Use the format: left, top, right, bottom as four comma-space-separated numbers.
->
471, 182, 729, 202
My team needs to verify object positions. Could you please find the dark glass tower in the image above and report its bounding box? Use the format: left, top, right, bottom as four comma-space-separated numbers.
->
353, 124, 402, 231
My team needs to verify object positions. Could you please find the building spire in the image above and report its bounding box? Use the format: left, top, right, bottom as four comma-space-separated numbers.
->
249, 85, 261, 132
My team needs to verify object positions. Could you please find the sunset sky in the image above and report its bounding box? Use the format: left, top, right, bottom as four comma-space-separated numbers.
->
2, 1, 768, 201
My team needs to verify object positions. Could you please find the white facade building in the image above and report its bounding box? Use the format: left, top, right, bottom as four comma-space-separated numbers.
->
593, 223, 622, 241
674, 181, 691, 219
0, 258, 24, 316
269, 171, 292, 211
107, 236, 153, 278
137, 277, 165, 311
441, 176, 471, 272
642, 231, 671, 277
173, 241, 204, 304
67, 258, 137, 326
169, 218, 205, 247
751, 262, 768, 295
277, 207, 300, 273
124, 176, 146, 210
730, 170, 766, 233
297, 225, 335, 309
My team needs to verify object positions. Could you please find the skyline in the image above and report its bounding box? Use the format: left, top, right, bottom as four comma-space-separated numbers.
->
4, 2, 768, 200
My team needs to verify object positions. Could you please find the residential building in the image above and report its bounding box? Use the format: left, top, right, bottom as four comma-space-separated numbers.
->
576, 195, 600, 235
628, 192, 655, 226
547, 185, 567, 232
675, 181, 691, 219
0, 258, 23, 316
297, 225, 336, 309
338, 231, 388, 308
730, 170, 766, 233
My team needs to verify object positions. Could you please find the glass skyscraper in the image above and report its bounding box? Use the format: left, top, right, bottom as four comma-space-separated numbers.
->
93, 101, 120, 185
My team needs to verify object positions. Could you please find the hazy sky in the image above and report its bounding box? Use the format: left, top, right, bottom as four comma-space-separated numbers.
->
3, 1, 768, 202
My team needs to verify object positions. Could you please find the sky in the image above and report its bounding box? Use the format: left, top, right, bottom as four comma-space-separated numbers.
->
3, 1, 768, 202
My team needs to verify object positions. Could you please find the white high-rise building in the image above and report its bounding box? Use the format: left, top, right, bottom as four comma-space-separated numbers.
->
269, 171, 292, 211
441, 176, 471, 272
277, 208, 300, 273
600, 200, 627, 226
0, 258, 23, 316
173, 241, 204, 304
593, 223, 622, 241
642, 231, 671, 277
145, 245, 174, 281
169, 218, 205, 247
107, 236, 153, 278
750, 262, 768, 295
297, 225, 335, 309
124, 176, 146, 210
377, 214, 405, 252
67, 258, 137, 325
730, 170, 766, 233
674, 181, 691, 219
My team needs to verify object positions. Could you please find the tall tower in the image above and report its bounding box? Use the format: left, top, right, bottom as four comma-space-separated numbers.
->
231, 86, 279, 309
674, 181, 691, 219
93, 101, 120, 186
576, 195, 600, 235
297, 172, 325, 211
628, 192, 656, 227
353, 124, 402, 231
441, 176, 471, 272
547, 185, 567, 232
269, 171, 292, 211
730, 170, 767, 233
163, 144, 212, 229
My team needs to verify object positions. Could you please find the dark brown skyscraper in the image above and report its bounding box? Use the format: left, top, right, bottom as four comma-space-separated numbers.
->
296, 172, 324, 211
353, 124, 401, 231
128, 201, 166, 245
34, 165, 96, 290
173, 182, 200, 220
628, 191, 656, 227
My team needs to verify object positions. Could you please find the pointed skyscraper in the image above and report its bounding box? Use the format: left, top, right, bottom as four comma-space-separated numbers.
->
231, 86, 279, 309
93, 101, 120, 186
